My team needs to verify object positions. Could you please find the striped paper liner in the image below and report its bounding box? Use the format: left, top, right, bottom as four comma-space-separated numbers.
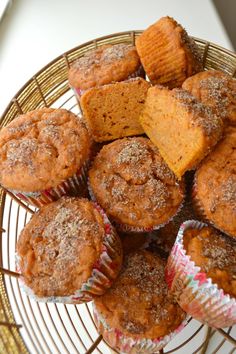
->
16, 203, 123, 304
165, 220, 236, 328
93, 303, 188, 354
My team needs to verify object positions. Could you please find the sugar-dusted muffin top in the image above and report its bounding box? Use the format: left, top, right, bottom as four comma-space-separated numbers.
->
136, 16, 203, 88
193, 128, 236, 237
68, 44, 142, 90
94, 250, 186, 339
0, 108, 91, 192
89, 137, 184, 229
184, 226, 236, 297
17, 197, 106, 297
182, 70, 236, 126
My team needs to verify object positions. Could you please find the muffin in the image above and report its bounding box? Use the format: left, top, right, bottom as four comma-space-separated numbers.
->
166, 220, 236, 328
136, 16, 203, 88
68, 44, 145, 101
93, 250, 186, 353
88, 137, 185, 232
139, 86, 223, 179
80, 78, 150, 142
0, 108, 92, 207
182, 70, 236, 126
184, 226, 236, 298
16, 197, 123, 303
193, 128, 236, 237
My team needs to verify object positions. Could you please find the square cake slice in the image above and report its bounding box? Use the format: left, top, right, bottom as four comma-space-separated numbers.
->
139, 86, 223, 179
80, 78, 150, 142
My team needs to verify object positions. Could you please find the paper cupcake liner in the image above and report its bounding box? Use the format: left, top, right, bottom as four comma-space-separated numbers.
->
8, 158, 90, 208
192, 178, 235, 238
165, 220, 236, 328
16, 202, 122, 304
71, 65, 145, 101
88, 179, 184, 233
93, 303, 188, 354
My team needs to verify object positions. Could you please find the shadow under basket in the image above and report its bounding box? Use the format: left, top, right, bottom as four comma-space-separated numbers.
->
0, 31, 236, 354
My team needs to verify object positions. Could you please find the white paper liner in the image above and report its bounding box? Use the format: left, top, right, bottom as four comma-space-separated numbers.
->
16, 203, 122, 304
8, 158, 90, 208
166, 220, 236, 328
93, 303, 188, 354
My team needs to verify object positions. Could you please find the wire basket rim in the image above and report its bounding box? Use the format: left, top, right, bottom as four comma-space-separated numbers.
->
1, 30, 236, 123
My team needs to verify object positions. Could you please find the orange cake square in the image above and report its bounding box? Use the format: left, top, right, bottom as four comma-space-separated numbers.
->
80, 78, 150, 142
139, 86, 223, 179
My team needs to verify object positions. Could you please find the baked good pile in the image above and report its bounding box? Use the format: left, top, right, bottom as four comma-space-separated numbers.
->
0, 16, 235, 353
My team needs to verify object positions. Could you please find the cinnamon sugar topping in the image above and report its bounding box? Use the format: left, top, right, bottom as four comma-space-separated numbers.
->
181, 30, 202, 65
222, 176, 236, 211
117, 140, 149, 164
97, 251, 185, 335
199, 77, 230, 118
197, 229, 236, 272
73, 44, 134, 70
173, 89, 222, 135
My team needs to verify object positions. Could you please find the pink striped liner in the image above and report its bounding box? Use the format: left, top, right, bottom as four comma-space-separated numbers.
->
16, 202, 123, 304
166, 220, 236, 328
9, 159, 90, 208
93, 304, 188, 354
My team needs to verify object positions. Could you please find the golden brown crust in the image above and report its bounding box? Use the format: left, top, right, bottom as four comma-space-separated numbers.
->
68, 44, 142, 90
136, 16, 203, 88
94, 251, 186, 339
140, 86, 223, 179
193, 130, 236, 237
184, 227, 236, 297
89, 137, 184, 229
0, 108, 91, 192
80, 78, 150, 142
182, 70, 236, 126
17, 197, 106, 297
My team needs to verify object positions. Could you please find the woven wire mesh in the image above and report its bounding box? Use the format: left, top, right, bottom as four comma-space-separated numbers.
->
0, 31, 236, 354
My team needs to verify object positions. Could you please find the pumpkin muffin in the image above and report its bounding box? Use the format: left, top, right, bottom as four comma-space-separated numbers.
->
193, 129, 236, 237
0, 108, 92, 207
80, 78, 150, 142
16, 197, 122, 303
140, 86, 223, 179
88, 137, 184, 232
166, 220, 236, 328
136, 16, 203, 88
93, 250, 186, 353
182, 70, 236, 126
183, 226, 236, 298
68, 43, 144, 99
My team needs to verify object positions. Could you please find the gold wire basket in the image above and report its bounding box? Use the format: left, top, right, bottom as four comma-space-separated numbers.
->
0, 31, 236, 354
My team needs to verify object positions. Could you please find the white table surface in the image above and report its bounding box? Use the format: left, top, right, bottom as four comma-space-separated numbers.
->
0, 0, 234, 116
0, 1, 235, 354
